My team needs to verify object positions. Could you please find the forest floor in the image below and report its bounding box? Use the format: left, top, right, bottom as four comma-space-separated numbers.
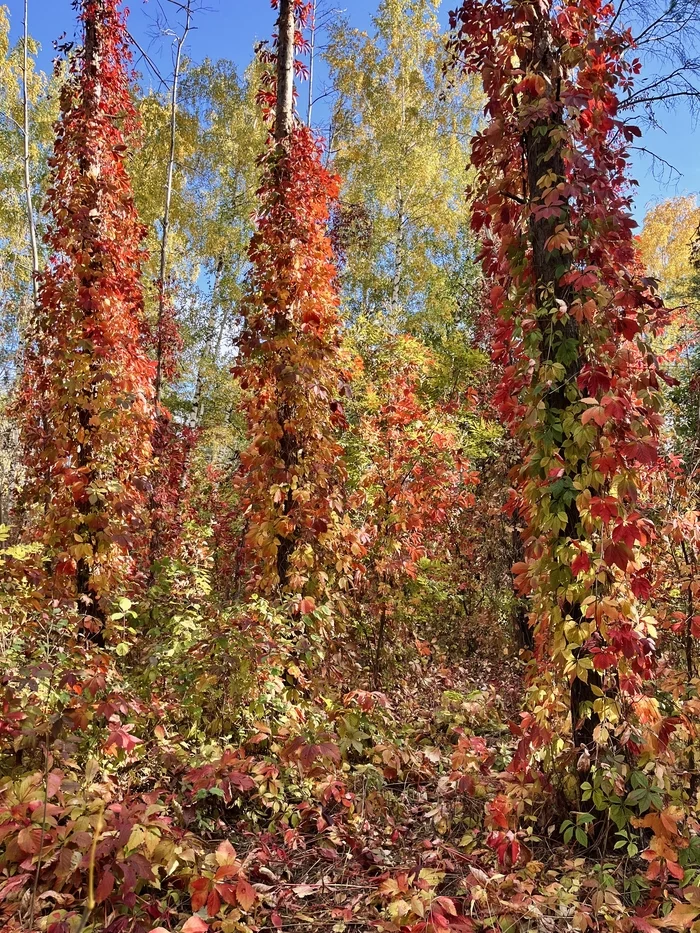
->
171, 654, 527, 933
2, 622, 684, 933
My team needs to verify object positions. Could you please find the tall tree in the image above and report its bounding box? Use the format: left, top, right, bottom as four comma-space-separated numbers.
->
235, 0, 354, 597
0, 8, 55, 525
325, 0, 480, 331
640, 197, 700, 467
639, 197, 700, 309
0, 6, 55, 385
180, 60, 265, 435
451, 0, 667, 773
154, 0, 193, 409
16, 0, 155, 625
130, 60, 264, 446
21, 0, 39, 303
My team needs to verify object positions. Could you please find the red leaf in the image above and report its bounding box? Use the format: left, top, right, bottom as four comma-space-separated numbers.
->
631, 574, 653, 600
95, 868, 115, 904
436, 897, 458, 916
630, 918, 658, 933
581, 405, 607, 427
46, 770, 64, 799
190, 877, 211, 913
229, 771, 256, 792
104, 725, 143, 755
206, 889, 222, 917
17, 826, 42, 855
603, 541, 632, 571
0, 874, 32, 901
590, 497, 619, 523
571, 551, 590, 576
216, 883, 238, 905
215, 839, 237, 866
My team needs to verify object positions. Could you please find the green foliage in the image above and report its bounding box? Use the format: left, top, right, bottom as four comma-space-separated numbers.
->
326, 0, 481, 330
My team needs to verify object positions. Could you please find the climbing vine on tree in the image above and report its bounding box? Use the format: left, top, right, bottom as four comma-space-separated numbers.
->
450, 0, 668, 778
16, 0, 155, 624
235, 0, 358, 598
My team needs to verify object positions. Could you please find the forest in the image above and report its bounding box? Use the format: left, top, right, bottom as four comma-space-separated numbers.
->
2, 0, 700, 930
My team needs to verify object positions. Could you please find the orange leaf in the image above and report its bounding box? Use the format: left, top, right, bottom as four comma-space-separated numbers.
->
649, 903, 700, 930
236, 879, 256, 912
215, 839, 237, 867
182, 919, 209, 933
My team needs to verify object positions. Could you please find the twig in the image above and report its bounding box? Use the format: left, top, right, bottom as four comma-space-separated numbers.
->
75, 806, 106, 933
126, 29, 168, 89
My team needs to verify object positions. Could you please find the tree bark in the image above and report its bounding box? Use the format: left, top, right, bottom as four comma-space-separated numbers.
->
521, 11, 601, 754
75, 0, 105, 637
306, 0, 317, 127
276, 0, 295, 142
391, 183, 405, 311
269, 0, 298, 589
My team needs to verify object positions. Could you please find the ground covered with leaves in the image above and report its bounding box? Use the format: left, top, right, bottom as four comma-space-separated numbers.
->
2, 582, 700, 933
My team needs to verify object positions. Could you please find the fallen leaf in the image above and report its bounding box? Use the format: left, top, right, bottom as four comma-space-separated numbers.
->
293, 884, 317, 898
236, 879, 256, 912
182, 919, 209, 933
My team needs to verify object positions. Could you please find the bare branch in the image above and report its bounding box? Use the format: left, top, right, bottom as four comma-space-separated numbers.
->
615, 0, 700, 124
629, 145, 684, 184
126, 29, 168, 89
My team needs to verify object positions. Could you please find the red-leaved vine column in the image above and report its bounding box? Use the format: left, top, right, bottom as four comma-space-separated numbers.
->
234, 0, 355, 599
16, 0, 155, 629
449, 0, 667, 775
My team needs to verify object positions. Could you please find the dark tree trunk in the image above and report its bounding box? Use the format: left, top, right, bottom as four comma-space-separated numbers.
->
521, 11, 600, 755
75, 0, 106, 641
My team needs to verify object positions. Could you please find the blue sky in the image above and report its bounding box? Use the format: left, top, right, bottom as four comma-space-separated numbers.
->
7, 0, 700, 222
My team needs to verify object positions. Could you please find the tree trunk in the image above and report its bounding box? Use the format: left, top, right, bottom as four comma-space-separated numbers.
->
521, 11, 600, 754
391, 184, 405, 311
22, 0, 39, 306
155, 0, 192, 408
307, 0, 317, 127
276, 0, 295, 142
270, 0, 298, 590
75, 0, 105, 638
